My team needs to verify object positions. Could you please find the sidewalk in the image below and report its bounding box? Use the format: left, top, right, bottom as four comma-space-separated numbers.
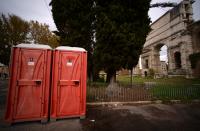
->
0, 103, 200, 131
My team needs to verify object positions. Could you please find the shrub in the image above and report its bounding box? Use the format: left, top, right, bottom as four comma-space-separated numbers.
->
149, 68, 155, 78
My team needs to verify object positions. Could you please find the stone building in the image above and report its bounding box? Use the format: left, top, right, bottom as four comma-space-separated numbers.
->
187, 20, 200, 77
188, 20, 200, 53
132, 64, 142, 76
141, 0, 195, 78
160, 61, 168, 76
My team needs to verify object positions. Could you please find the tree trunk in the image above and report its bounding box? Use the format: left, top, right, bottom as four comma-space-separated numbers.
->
88, 72, 93, 82
106, 70, 116, 83
130, 69, 133, 87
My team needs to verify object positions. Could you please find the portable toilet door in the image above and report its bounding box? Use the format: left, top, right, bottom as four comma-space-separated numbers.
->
5, 43, 52, 124
50, 46, 87, 121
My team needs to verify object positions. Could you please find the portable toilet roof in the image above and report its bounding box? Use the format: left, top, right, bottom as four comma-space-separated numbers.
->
15, 43, 52, 49
55, 46, 86, 52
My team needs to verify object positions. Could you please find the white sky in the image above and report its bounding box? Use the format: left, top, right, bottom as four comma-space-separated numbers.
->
160, 45, 168, 62
0, 0, 199, 64
0, 0, 199, 31
0, 0, 56, 30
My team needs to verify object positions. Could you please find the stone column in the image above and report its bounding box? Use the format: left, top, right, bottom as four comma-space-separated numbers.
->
183, 34, 193, 78
168, 48, 175, 72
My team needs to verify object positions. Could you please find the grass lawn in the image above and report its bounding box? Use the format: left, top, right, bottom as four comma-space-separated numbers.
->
116, 75, 200, 85
150, 83, 200, 100
117, 75, 200, 100
88, 75, 200, 100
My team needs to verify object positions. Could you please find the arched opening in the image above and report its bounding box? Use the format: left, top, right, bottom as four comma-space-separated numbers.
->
144, 71, 148, 77
154, 44, 168, 74
174, 52, 182, 68
159, 45, 168, 64
159, 45, 168, 75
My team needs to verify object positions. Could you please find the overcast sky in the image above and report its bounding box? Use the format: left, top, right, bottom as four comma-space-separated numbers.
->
0, 0, 199, 31
0, 0, 199, 64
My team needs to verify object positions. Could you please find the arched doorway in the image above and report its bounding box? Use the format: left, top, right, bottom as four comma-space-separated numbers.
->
159, 45, 168, 64
174, 52, 182, 69
144, 71, 148, 77
154, 44, 168, 75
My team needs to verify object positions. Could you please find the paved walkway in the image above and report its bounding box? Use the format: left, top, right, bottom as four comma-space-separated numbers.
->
82, 103, 200, 131
0, 103, 200, 131
0, 80, 200, 131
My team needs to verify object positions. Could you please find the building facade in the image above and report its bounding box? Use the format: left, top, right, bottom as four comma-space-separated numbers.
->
141, 0, 195, 78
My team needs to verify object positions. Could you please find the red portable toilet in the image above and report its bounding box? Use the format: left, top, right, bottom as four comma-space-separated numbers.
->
50, 46, 87, 121
5, 43, 52, 124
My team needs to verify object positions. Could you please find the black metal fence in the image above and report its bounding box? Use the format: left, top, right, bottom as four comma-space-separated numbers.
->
0, 80, 200, 106
87, 83, 200, 102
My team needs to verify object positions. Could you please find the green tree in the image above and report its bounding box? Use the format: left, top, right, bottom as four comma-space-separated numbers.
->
0, 14, 60, 65
8, 15, 30, 45
50, 0, 95, 80
29, 20, 60, 48
95, 0, 151, 82
29, 21, 51, 43
0, 14, 10, 65
51, 0, 178, 83
0, 14, 29, 65
48, 34, 60, 48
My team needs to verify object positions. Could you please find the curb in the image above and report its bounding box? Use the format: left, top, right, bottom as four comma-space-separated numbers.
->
86, 99, 200, 105
87, 101, 152, 106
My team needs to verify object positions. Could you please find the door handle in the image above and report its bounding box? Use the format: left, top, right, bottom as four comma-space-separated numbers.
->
35, 80, 42, 85
74, 81, 79, 86
59, 80, 79, 86
17, 80, 42, 86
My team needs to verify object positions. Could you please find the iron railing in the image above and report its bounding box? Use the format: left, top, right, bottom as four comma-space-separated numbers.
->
87, 83, 200, 102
